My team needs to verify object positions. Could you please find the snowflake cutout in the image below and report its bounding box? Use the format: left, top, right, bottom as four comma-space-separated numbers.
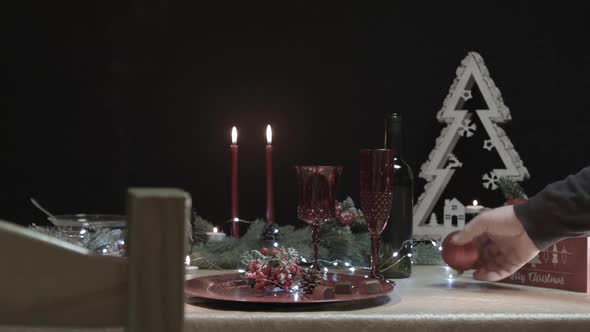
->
482, 172, 499, 190
458, 119, 477, 137
461, 89, 473, 101
483, 139, 494, 151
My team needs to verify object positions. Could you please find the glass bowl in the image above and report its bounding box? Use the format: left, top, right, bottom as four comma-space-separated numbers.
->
47, 214, 127, 256
48, 214, 126, 228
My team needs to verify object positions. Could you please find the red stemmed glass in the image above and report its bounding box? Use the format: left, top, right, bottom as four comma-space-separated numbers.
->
359, 149, 394, 279
295, 166, 342, 270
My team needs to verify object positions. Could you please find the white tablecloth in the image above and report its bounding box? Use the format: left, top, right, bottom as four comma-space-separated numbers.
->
3, 266, 590, 332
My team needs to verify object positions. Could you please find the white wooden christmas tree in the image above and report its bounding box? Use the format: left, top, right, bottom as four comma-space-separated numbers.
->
413, 52, 529, 239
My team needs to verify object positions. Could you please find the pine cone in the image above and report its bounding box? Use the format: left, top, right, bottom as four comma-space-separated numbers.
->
300, 268, 324, 294
261, 223, 280, 242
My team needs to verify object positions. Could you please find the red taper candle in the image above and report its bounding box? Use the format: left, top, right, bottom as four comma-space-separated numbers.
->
230, 126, 240, 238
265, 125, 274, 224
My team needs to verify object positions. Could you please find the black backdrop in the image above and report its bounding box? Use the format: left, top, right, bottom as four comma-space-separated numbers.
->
4, 2, 590, 227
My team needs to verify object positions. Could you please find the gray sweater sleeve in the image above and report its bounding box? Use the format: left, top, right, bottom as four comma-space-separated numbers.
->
514, 166, 590, 250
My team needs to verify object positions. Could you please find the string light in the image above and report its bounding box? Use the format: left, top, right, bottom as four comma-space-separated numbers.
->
191, 240, 421, 276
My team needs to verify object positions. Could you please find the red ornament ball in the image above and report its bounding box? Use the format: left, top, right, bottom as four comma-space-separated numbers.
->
441, 231, 480, 271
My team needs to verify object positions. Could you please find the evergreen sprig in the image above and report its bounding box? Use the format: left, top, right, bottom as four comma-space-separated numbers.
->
498, 176, 528, 200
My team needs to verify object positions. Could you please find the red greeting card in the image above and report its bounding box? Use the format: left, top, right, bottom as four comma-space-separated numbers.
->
500, 237, 590, 293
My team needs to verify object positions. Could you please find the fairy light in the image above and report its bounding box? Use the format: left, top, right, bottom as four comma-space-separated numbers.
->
392, 252, 399, 257
332, 262, 338, 266
323, 267, 329, 273
344, 262, 351, 267
273, 242, 279, 247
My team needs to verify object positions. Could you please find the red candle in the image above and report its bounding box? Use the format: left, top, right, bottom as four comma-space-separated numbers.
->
230, 126, 240, 238
265, 125, 274, 224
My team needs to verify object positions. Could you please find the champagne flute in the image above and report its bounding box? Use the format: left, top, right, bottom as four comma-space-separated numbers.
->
295, 166, 342, 270
359, 149, 394, 279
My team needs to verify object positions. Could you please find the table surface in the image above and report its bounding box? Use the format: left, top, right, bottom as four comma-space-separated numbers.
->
183, 265, 590, 332
3, 265, 590, 332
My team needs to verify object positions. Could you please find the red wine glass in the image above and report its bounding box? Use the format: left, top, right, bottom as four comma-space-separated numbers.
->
359, 149, 394, 279
295, 166, 342, 270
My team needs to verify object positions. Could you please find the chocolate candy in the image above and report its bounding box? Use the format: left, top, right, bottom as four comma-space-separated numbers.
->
334, 281, 353, 294
359, 279, 383, 294
312, 285, 335, 300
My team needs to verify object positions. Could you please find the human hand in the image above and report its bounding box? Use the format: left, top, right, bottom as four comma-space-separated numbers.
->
451, 205, 540, 281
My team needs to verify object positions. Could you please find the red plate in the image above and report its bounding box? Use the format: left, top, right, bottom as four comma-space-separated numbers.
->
185, 272, 395, 304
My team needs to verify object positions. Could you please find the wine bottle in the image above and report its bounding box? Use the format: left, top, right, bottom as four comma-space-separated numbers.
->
382, 113, 414, 278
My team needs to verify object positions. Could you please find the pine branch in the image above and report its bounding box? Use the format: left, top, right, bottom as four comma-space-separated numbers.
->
498, 176, 528, 200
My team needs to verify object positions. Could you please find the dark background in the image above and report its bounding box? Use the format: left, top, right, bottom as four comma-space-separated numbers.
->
4, 2, 590, 227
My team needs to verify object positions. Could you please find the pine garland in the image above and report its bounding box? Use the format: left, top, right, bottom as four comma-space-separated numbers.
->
498, 176, 528, 200
190, 197, 435, 269
190, 218, 371, 269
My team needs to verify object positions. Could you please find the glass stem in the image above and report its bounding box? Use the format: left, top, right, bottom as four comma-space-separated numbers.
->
371, 234, 383, 279
312, 221, 321, 271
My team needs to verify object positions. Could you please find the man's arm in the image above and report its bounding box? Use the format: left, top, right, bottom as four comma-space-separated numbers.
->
515, 166, 590, 250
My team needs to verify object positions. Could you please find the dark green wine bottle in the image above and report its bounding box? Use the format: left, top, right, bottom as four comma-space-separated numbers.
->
382, 113, 414, 278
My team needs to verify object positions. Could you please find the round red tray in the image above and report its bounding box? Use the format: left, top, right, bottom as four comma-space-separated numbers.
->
185, 272, 395, 304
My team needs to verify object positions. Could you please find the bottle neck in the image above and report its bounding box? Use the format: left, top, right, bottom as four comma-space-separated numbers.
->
385, 118, 403, 157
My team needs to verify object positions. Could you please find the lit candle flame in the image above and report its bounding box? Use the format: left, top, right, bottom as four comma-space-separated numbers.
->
266, 124, 272, 144
213, 227, 218, 233
473, 199, 479, 206
231, 126, 238, 144
185, 255, 190, 266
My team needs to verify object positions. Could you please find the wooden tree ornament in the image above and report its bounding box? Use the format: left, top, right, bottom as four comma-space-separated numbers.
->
413, 52, 529, 239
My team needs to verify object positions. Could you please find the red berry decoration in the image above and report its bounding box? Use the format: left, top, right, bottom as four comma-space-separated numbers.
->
441, 231, 480, 271
245, 246, 302, 292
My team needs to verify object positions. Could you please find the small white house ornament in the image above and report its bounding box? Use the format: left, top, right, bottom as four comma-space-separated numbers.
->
443, 198, 465, 228
413, 52, 529, 239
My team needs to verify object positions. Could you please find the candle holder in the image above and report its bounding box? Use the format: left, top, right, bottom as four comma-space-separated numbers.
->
465, 200, 485, 224
206, 227, 228, 242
